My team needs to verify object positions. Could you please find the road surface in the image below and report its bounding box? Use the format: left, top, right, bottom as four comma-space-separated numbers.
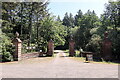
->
1, 50, 118, 78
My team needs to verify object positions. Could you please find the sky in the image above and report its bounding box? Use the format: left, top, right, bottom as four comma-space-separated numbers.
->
47, 0, 109, 19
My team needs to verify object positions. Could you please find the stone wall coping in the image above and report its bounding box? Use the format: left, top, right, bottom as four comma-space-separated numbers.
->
12, 38, 22, 43
21, 52, 41, 60
81, 51, 93, 54
21, 52, 40, 55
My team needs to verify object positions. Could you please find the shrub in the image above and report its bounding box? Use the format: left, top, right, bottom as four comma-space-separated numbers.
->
85, 34, 102, 53
85, 34, 102, 61
2, 52, 13, 62
0, 33, 14, 62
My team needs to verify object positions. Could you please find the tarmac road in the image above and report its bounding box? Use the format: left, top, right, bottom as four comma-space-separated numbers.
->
1, 50, 118, 78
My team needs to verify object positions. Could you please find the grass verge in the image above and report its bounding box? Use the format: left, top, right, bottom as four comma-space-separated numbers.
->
71, 57, 120, 65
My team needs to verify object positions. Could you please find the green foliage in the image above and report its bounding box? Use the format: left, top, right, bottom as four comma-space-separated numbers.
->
86, 34, 102, 53
56, 15, 61, 22
2, 2, 50, 53
61, 1, 120, 61
62, 12, 74, 27
2, 52, 13, 62
74, 9, 83, 26
109, 29, 120, 60
36, 16, 67, 51
102, 1, 120, 60
0, 32, 14, 62
1, 1, 120, 61
104, 1, 120, 28
73, 10, 100, 50
70, 26, 79, 36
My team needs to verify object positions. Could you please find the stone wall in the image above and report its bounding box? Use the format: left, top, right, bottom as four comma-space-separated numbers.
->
21, 52, 42, 60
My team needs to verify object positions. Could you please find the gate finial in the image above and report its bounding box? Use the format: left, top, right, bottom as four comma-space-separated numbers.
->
15, 32, 19, 38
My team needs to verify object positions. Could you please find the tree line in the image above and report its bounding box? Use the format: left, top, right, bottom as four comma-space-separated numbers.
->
61, 1, 120, 61
0, 0, 120, 61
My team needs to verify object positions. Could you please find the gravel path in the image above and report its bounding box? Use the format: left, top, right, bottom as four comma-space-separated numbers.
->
1, 50, 118, 78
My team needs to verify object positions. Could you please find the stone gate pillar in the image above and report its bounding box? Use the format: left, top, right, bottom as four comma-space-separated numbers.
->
69, 37, 75, 57
101, 32, 112, 61
47, 39, 54, 56
12, 32, 22, 61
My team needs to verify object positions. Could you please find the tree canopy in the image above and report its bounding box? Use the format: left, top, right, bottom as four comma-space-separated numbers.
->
1, 0, 120, 61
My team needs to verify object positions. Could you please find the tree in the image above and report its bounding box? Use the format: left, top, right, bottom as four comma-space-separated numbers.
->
74, 10, 99, 50
85, 0, 120, 61
2, 2, 17, 38
102, 0, 120, 60
62, 12, 74, 27
56, 15, 61, 22
37, 16, 67, 51
62, 12, 69, 27
2, 1, 49, 50
74, 9, 83, 26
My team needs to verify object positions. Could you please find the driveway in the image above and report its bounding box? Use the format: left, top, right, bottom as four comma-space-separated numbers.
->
1, 50, 118, 78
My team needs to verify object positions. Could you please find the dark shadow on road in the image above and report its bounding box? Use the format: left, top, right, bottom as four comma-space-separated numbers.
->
60, 56, 69, 57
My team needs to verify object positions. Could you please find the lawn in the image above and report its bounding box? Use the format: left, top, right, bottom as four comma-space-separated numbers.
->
63, 49, 80, 57
53, 52, 58, 57
62, 50, 120, 65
